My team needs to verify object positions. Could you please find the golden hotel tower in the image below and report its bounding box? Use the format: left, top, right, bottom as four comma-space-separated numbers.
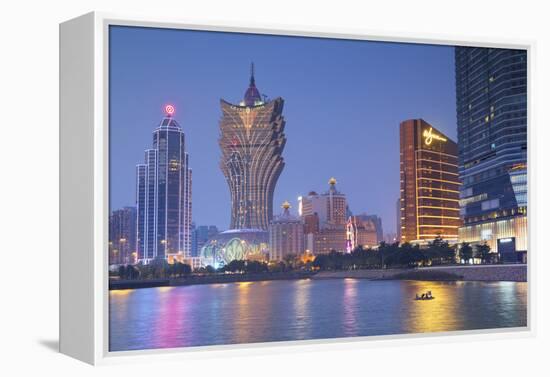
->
399, 119, 461, 243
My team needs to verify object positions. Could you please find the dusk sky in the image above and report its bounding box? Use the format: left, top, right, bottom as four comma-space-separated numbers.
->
109, 25, 457, 234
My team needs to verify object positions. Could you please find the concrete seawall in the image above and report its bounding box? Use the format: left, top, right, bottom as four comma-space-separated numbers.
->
312, 264, 527, 282
110, 271, 315, 290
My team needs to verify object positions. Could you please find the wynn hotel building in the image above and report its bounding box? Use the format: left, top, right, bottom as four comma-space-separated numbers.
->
399, 119, 461, 243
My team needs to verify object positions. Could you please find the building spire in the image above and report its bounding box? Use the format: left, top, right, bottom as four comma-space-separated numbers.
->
250, 62, 255, 86
243, 62, 261, 107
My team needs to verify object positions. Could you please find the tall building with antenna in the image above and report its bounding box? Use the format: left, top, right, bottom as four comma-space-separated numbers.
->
136, 105, 192, 263
219, 63, 286, 230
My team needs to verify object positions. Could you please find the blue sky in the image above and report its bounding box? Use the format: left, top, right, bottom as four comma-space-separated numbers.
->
109, 26, 457, 234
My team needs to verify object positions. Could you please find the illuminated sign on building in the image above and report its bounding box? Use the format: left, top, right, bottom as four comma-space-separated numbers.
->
423, 127, 447, 145
400, 119, 459, 243
165, 104, 175, 116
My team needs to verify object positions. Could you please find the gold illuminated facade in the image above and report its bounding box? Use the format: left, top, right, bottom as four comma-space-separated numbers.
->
458, 215, 527, 255
399, 119, 461, 243
219, 65, 286, 230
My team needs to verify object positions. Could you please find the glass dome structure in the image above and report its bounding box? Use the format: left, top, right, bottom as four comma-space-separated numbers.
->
200, 229, 269, 266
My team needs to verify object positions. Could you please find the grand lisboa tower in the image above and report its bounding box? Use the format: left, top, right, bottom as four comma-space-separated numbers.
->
201, 64, 286, 266
219, 64, 286, 230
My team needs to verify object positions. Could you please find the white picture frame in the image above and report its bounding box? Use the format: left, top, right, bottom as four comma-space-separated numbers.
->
59, 11, 535, 365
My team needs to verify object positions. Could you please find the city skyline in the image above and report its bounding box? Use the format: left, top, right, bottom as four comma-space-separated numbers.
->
104, 24, 528, 354
109, 26, 457, 233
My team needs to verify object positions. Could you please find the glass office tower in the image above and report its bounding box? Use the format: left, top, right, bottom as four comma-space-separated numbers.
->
219, 64, 286, 230
136, 107, 192, 263
455, 47, 527, 257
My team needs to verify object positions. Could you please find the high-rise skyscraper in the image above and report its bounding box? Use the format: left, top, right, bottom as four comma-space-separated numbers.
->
455, 47, 527, 257
136, 105, 192, 263
109, 206, 137, 265
269, 201, 304, 261
399, 119, 461, 243
219, 64, 286, 230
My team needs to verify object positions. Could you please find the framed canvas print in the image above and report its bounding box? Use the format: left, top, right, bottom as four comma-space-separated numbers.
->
60, 12, 533, 365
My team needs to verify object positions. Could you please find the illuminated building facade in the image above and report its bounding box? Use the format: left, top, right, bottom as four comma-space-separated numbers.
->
346, 215, 380, 251
395, 198, 401, 242
200, 229, 269, 266
191, 224, 219, 257
219, 64, 286, 230
303, 212, 320, 234
268, 201, 305, 260
301, 178, 349, 254
311, 227, 347, 254
136, 105, 192, 263
455, 47, 527, 256
298, 178, 347, 229
400, 119, 461, 243
109, 206, 137, 265
355, 214, 383, 244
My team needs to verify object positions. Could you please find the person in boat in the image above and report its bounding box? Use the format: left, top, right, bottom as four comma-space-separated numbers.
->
421, 293, 426, 299
426, 291, 432, 299
416, 294, 420, 300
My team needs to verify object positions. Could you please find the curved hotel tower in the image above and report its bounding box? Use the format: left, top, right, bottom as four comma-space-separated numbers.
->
219, 65, 286, 230
136, 105, 192, 263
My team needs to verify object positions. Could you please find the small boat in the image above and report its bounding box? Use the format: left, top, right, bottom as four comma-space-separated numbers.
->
415, 291, 435, 300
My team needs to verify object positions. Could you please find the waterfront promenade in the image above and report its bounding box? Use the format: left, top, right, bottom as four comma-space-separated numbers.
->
312, 264, 527, 282
109, 264, 526, 290
109, 270, 315, 290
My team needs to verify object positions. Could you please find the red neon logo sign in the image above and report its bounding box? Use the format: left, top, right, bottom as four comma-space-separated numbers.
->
165, 104, 175, 116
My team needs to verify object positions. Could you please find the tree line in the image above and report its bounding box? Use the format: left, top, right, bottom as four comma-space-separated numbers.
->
113, 237, 495, 279
115, 259, 192, 280
312, 237, 494, 271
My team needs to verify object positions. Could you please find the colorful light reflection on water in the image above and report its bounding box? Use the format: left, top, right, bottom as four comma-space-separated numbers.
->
109, 279, 527, 352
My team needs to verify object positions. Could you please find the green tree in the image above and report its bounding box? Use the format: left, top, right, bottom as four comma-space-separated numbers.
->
400, 243, 424, 267
205, 265, 216, 274
245, 260, 268, 273
425, 236, 456, 264
127, 265, 139, 279
283, 253, 297, 270
476, 242, 492, 264
459, 242, 473, 264
180, 263, 192, 276
118, 265, 127, 279
312, 254, 329, 270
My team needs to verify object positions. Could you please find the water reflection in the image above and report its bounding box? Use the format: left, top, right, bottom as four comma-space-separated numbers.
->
293, 279, 312, 339
109, 280, 527, 352
404, 281, 464, 333
342, 278, 358, 336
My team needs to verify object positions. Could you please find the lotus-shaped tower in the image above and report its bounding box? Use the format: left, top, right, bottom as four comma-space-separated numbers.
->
219, 64, 286, 230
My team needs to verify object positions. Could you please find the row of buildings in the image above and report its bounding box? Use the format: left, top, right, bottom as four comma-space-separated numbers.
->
397, 47, 527, 261
268, 180, 383, 261
109, 46, 528, 267
109, 214, 219, 265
